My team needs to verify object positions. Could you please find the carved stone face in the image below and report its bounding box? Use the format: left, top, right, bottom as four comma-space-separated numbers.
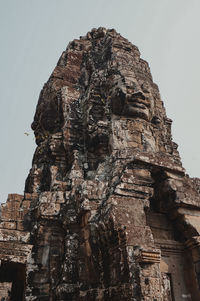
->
111, 80, 153, 121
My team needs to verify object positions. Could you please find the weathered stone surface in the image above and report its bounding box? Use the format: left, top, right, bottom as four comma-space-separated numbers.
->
1, 27, 200, 300
0, 282, 12, 299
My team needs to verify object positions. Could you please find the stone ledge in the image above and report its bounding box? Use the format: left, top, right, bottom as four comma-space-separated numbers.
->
139, 249, 161, 264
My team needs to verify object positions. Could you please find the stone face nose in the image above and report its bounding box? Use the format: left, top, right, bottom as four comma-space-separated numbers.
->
129, 91, 146, 102
132, 91, 146, 99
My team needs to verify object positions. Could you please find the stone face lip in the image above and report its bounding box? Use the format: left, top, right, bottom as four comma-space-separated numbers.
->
0, 27, 200, 300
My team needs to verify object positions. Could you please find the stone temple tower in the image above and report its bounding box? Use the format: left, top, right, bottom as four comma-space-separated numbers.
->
0, 27, 200, 300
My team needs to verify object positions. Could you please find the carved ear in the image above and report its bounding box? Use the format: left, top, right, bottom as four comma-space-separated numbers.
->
141, 82, 150, 94
111, 90, 125, 115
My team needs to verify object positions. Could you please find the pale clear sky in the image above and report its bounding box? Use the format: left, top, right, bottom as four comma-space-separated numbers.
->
0, 0, 199, 202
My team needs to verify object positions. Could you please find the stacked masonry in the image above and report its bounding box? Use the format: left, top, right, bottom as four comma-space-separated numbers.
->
0, 28, 200, 300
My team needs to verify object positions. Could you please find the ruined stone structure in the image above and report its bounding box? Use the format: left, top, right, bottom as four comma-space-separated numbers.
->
0, 27, 200, 300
